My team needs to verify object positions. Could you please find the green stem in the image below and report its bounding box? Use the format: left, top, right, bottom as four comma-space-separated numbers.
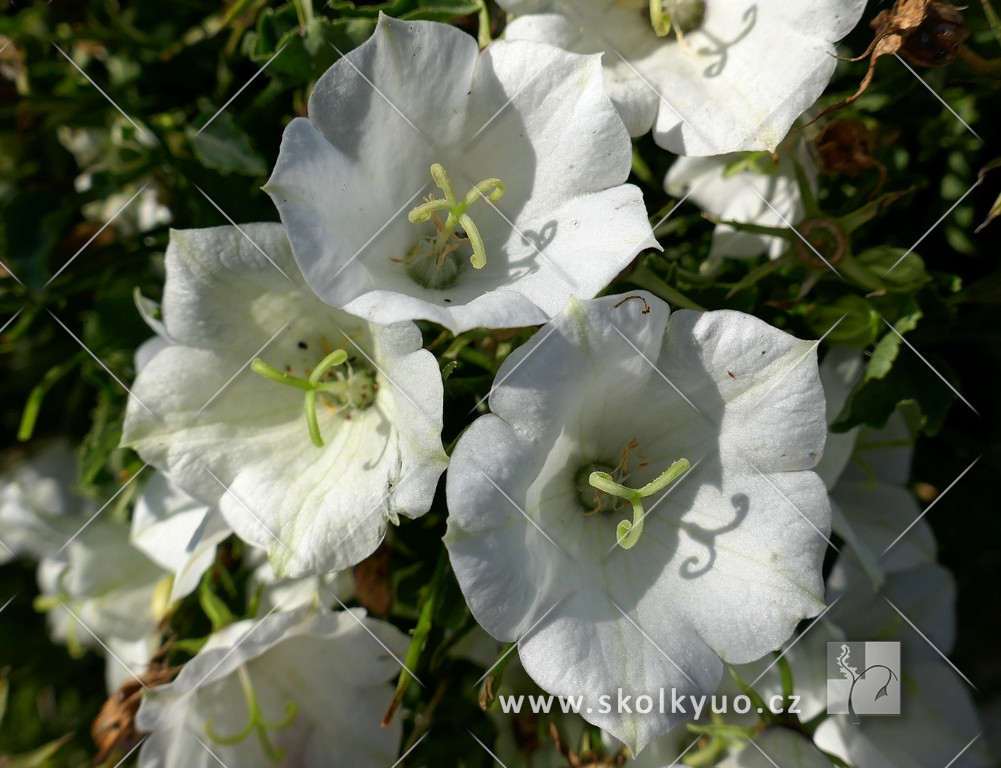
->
711, 216, 793, 239
631, 145, 657, 188
777, 654, 795, 701
382, 550, 451, 727
982, 0, 1001, 49
477, 0, 493, 48
292, 0, 314, 29
18, 351, 87, 441
479, 642, 517, 709
727, 667, 770, 721
626, 263, 707, 311
793, 154, 820, 218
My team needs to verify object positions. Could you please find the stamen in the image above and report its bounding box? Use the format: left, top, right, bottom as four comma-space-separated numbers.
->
589, 458, 691, 549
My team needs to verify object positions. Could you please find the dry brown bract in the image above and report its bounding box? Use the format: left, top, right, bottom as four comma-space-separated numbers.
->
353, 542, 393, 617
91, 663, 178, 764
808, 0, 969, 124
816, 118, 892, 192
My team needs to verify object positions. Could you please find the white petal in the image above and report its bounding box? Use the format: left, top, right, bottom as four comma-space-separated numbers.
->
37, 521, 167, 652
814, 346, 865, 488
665, 144, 813, 261
138, 606, 407, 768
826, 554, 957, 659
131, 473, 231, 602
502, 0, 867, 155
831, 479, 936, 585
0, 440, 91, 562
814, 661, 990, 767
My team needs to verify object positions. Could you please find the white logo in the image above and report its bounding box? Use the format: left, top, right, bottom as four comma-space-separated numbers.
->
827, 641, 901, 720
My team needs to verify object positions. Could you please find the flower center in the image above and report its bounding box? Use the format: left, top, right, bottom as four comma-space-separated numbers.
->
252, 342, 377, 448
575, 438, 646, 515
575, 461, 621, 515
204, 666, 298, 764
648, 0, 706, 39
575, 439, 690, 550
401, 163, 505, 290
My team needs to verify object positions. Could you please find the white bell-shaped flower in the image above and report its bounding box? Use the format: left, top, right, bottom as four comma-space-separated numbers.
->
265, 14, 656, 333
445, 291, 830, 753
122, 223, 447, 577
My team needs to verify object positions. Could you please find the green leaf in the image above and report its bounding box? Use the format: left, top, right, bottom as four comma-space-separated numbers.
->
982, 0, 1001, 49
328, 0, 408, 17
975, 189, 1001, 234
856, 246, 930, 292
17, 352, 87, 442
1, 190, 79, 290
0, 668, 8, 726
975, 157, 1001, 234
804, 294, 880, 347
865, 305, 922, 381
78, 389, 125, 487
198, 569, 238, 632
401, 1, 481, 22
187, 111, 267, 177
383, 549, 451, 727
1, 734, 73, 767
832, 351, 957, 435
958, 265, 1001, 304
243, 6, 376, 85
170, 636, 210, 655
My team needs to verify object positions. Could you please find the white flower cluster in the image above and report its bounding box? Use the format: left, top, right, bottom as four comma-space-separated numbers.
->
4, 6, 986, 768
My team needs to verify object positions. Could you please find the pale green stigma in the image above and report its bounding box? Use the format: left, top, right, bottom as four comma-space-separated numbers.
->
406, 163, 505, 274
649, 0, 706, 40
589, 457, 691, 549
649, 0, 673, 36
205, 666, 299, 764
252, 347, 376, 448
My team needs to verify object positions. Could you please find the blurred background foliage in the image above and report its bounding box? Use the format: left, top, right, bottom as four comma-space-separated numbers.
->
1, 0, 999, 765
